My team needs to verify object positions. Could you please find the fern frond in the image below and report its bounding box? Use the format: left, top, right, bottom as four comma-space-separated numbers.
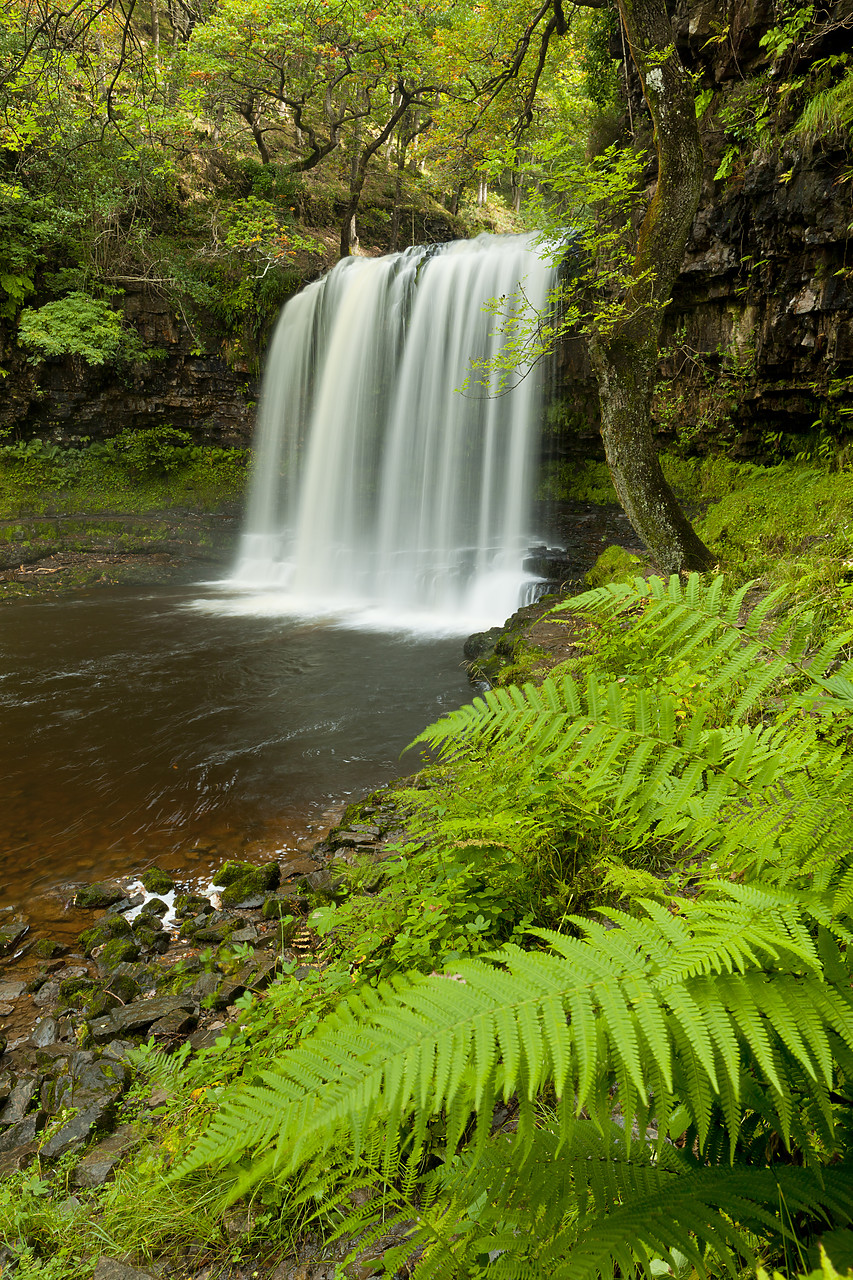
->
177, 894, 853, 1192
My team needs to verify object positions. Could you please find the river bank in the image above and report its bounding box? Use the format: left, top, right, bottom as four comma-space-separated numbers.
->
3, 460, 853, 1278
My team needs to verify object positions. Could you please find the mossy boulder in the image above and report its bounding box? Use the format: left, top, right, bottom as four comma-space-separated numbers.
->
174, 892, 209, 917
74, 881, 125, 910
134, 926, 170, 954
82, 990, 121, 1020
33, 938, 66, 960
179, 913, 209, 939
216, 860, 280, 907
98, 937, 141, 969
59, 976, 99, 1005
585, 545, 645, 588
79, 915, 132, 956
132, 911, 164, 934
140, 868, 175, 895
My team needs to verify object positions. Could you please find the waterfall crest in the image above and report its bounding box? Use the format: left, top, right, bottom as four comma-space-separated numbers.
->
231, 233, 556, 633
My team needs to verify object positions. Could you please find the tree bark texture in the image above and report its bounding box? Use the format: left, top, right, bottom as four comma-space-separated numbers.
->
588, 0, 715, 573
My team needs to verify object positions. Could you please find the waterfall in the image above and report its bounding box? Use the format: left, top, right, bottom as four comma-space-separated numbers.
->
230, 233, 556, 633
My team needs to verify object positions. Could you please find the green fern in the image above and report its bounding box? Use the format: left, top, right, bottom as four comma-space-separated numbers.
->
178, 887, 853, 1174
409, 576, 853, 882
175, 575, 853, 1278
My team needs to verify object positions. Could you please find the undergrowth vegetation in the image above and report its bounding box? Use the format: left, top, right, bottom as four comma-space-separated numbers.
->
5, 572, 853, 1279
0, 427, 249, 517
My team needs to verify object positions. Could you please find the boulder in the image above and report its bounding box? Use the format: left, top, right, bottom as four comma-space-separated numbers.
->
0, 1076, 38, 1125
216, 860, 280, 907
74, 882, 125, 910
0, 1111, 45, 1153
40, 1095, 116, 1161
88, 993, 196, 1042
72, 1123, 140, 1188
140, 868, 175, 895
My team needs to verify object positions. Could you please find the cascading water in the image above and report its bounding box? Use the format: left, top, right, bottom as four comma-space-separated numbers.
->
230, 232, 557, 633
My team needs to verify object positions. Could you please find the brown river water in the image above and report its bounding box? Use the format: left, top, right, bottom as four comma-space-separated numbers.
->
0, 581, 471, 937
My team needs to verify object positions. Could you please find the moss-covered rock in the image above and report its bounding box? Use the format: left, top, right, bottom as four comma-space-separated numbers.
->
261, 894, 298, 921
82, 990, 121, 1020
179, 913, 209, 939
79, 914, 132, 956
131, 911, 163, 934
134, 926, 170, 954
174, 892, 209, 917
140, 868, 175, 895
74, 881, 125, 910
59, 976, 99, 1004
107, 970, 142, 1003
216, 860, 280, 907
585, 545, 645, 588
98, 937, 141, 969
33, 938, 66, 960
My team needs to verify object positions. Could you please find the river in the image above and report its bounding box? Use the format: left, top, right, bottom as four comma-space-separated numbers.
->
0, 580, 471, 927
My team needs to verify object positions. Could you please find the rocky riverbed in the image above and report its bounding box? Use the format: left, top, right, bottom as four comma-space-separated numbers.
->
0, 792, 406, 1179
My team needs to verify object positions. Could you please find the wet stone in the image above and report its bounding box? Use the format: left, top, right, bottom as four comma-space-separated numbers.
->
193, 926, 226, 944
150, 1008, 197, 1037
72, 1123, 140, 1188
0, 1111, 45, 1153
80, 914, 132, 956
40, 1095, 116, 1161
192, 973, 220, 1002
94, 1257, 157, 1280
0, 1139, 39, 1176
262, 894, 297, 920
74, 882, 125, 910
0, 1073, 12, 1103
32, 939, 66, 960
0, 982, 25, 1002
228, 893, 264, 909
141, 868, 175, 895
88, 993, 196, 1041
229, 926, 259, 944
329, 829, 381, 849
31, 1018, 58, 1048
45, 1056, 127, 1116
101, 1039, 135, 1061
188, 1027, 220, 1052
0, 920, 28, 955
250, 957, 282, 989
0, 1076, 38, 1125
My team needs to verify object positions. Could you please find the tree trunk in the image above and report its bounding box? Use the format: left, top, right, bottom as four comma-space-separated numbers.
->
588, 0, 715, 573
340, 88, 415, 258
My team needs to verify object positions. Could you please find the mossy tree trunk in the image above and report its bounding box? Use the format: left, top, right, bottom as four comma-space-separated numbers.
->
586, 0, 715, 573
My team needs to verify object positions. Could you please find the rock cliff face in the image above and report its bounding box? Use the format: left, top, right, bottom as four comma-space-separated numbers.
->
549, 0, 853, 465
0, 283, 258, 447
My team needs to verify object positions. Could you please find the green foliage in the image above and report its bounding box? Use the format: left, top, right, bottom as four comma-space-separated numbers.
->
174, 575, 853, 1278
538, 458, 618, 503
582, 5, 621, 114
694, 463, 853, 628
793, 65, 853, 140
585, 543, 645, 587
106, 426, 195, 478
0, 433, 249, 516
760, 4, 815, 60
17, 293, 150, 367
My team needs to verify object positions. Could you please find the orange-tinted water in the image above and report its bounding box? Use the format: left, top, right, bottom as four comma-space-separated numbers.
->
0, 583, 470, 932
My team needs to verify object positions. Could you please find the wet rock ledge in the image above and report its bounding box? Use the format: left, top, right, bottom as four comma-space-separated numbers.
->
0, 798, 401, 1183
